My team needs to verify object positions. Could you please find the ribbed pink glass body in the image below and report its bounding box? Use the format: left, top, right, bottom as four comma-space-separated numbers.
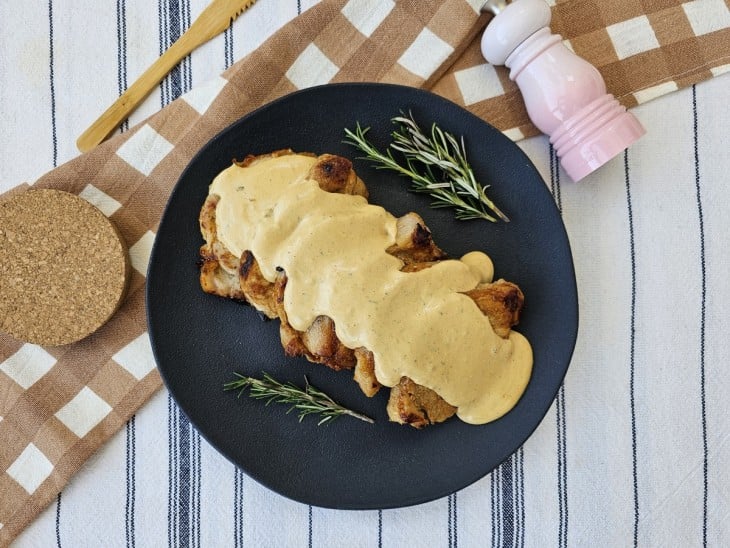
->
481, 0, 645, 181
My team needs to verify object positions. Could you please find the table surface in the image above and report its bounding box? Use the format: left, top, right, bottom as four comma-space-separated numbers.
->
2, 1, 728, 547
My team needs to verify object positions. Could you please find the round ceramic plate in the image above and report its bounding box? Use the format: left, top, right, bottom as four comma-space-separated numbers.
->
147, 83, 578, 509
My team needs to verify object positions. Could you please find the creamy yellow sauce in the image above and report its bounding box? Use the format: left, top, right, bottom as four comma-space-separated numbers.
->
211, 154, 532, 424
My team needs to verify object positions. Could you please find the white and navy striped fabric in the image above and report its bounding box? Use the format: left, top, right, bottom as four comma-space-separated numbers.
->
1, 1, 728, 546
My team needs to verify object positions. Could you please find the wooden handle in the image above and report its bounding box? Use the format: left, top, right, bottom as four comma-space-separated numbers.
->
76, 39, 196, 153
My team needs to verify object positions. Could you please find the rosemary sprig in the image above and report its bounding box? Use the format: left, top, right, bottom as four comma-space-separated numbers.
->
343, 112, 509, 223
224, 372, 374, 425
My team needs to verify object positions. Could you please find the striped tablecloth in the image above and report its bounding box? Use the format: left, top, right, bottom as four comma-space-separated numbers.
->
1, 1, 729, 546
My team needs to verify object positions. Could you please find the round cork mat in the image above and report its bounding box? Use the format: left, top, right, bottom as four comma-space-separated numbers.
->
0, 189, 130, 346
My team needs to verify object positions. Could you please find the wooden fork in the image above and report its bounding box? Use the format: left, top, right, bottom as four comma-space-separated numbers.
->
76, 0, 257, 153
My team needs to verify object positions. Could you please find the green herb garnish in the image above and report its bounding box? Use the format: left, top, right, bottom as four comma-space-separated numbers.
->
344, 112, 509, 223
224, 372, 374, 425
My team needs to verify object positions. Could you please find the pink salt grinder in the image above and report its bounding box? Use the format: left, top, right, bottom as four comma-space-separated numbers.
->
480, 0, 646, 181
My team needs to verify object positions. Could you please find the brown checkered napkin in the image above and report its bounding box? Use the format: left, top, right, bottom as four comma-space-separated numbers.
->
1, 0, 728, 543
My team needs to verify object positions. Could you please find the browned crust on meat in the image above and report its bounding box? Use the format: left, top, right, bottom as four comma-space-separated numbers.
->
386, 213, 448, 265
465, 280, 524, 338
353, 348, 381, 397
237, 250, 280, 318
386, 377, 458, 428
308, 154, 368, 197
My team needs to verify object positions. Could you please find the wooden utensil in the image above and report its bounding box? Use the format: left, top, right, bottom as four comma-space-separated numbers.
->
76, 0, 257, 153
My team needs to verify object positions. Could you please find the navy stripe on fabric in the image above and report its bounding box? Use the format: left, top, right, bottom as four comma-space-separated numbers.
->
448, 494, 453, 547
168, 395, 178, 547
191, 424, 198, 548
116, 3, 135, 546
234, 468, 245, 548
195, 423, 202, 548
167, 395, 172, 543
558, 389, 568, 548
491, 452, 524, 548
451, 493, 459, 548
378, 510, 383, 548
159, 0, 168, 106
517, 447, 526, 547
50, 3, 60, 541
624, 149, 639, 548
549, 147, 562, 212
55, 493, 61, 548
490, 472, 498, 547
168, 0, 182, 99
160, 2, 201, 545
158, 0, 165, 57
184, 1, 193, 91
117, 0, 129, 133
550, 147, 569, 548
225, 26, 234, 69
501, 459, 515, 546
125, 418, 136, 548
48, 0, 58, 167
234, 470, 239, 548
233, 471, 238, 548
308, 505, 313, 548
691, 84, 709, 548
179, 417, 191, 548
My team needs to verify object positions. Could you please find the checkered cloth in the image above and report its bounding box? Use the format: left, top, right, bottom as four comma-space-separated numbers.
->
1, 0, 729, 544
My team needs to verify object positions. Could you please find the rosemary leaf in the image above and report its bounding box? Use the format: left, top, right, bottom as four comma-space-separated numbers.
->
343, 113, 509, 223
224, 372, 374, 425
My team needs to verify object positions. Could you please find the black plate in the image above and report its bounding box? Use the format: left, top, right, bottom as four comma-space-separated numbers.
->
147, 83, 578, 510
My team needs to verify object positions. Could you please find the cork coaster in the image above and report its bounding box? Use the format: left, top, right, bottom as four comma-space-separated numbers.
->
0, 189, 130, 346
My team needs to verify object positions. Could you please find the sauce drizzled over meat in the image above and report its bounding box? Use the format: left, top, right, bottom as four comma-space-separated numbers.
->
209, 154, 532, 424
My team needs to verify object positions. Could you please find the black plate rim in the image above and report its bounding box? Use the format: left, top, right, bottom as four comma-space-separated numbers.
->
146, 82, 579, 510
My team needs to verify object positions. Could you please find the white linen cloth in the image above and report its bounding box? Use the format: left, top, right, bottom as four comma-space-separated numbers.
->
1, 0, 728, 546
